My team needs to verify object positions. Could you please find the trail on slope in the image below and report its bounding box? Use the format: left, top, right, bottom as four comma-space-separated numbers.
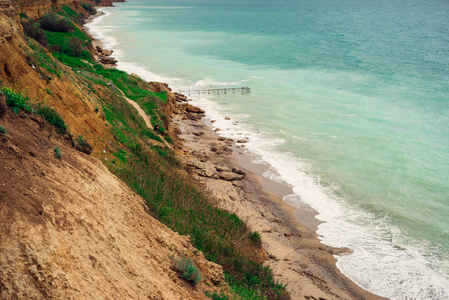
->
115, 86, 171, 148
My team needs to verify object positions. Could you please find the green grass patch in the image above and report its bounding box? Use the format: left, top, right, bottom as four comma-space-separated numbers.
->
59, 4, 79, 21
1, 86, 68, 134
37, 105, 68, 133
1, 86, 32, 114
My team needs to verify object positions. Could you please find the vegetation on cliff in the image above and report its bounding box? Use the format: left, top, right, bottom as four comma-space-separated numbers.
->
0, 3, 290, 299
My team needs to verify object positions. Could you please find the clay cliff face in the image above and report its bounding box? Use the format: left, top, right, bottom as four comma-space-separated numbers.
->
0, 10, 116, 156
0, 2, 228, 298
0, 111, 226, 299
0, 0, 77, 19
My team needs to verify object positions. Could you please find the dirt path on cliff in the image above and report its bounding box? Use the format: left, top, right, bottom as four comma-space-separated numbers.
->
115, 86, 172, 148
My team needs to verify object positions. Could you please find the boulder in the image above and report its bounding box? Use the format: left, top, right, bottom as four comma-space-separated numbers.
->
232, 168, 246, 175
100, 57, 117, 65
192, 161, 216, 178
218, 172, 244, 181
102, 50, 113, 56
174, 93, 188, 102
183, 103, 205, 114
215, 166, 230, 172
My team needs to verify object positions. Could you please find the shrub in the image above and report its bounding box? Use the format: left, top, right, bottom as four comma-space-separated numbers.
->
21, 20, 48, 46
19, 12, 29, 19
39, 12, 73, 32
0, 126, 7, 134
174, 256, 202, 286
37, 105, 68, 133
82, 3, 97, 15
54, 146, 62, 158
73, 135, 92, 154
69, 37, 83, 57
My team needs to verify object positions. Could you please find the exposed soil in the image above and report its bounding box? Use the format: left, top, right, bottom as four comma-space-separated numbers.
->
0, 109, 228, 299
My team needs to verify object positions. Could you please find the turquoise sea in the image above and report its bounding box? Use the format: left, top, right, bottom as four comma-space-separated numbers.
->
86, 0, 449, 298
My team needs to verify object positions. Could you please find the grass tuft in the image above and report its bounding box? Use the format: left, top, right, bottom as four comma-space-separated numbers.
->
37, 105, 68, 133
249, 231, 262, 247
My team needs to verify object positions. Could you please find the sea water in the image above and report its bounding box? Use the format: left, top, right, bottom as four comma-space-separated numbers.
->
86, 0, 449, 298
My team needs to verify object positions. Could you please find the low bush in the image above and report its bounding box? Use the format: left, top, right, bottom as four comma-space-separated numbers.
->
39, 12, 73, 33
73, 135, 92, 154
0, 126, 7, 134
21, 20, 48, 46
54, 146, 62, 158
174, 256, 202, 286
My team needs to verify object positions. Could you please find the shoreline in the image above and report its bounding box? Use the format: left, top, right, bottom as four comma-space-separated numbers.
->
85, 9, 386, 300
172, 105, 385, 299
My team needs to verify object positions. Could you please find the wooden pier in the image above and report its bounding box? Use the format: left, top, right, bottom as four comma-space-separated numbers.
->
178, 87, 251, 96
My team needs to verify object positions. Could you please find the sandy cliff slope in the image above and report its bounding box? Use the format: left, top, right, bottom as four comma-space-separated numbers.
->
0, 109, 227, 299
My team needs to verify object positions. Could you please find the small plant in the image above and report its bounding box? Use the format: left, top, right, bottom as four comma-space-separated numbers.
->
73, 135, 92, 154
54, 146, 62, 158
249, 231, 262, 247
115, 149, 127, 162
1, 86, 32, 113
174, 256, 202, 286
0, 126, 7, 134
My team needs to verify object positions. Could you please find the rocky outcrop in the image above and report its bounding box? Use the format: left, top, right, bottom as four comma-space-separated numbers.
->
10, 0, 76, 19
187, 159, 245, 181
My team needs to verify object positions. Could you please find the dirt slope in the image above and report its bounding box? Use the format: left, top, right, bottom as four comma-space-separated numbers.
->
0, 110, 227, 299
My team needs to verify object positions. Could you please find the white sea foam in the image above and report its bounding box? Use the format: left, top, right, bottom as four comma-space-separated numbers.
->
187, 93, 449, 299
85, 9, 117, 50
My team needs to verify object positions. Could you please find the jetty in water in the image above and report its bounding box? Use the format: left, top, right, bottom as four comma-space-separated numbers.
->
178, 87, 251, 96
